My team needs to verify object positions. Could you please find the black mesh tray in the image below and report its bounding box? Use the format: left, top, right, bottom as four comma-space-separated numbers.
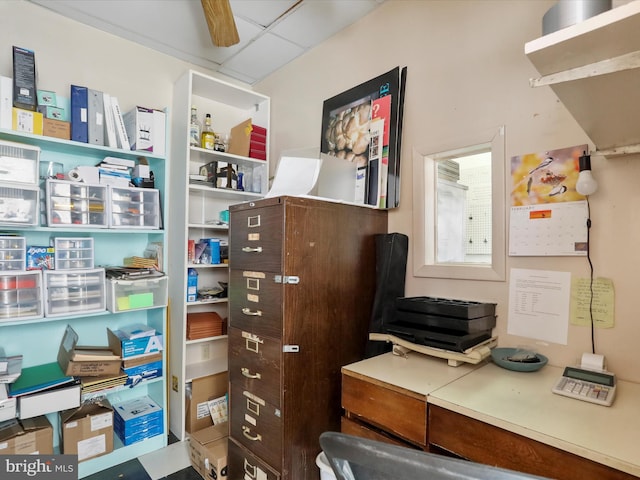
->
384, 323, 492, 352
392, 310, 496, 334
395, 296, 496, 319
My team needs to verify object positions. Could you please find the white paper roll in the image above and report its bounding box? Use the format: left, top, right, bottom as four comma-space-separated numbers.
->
581, 352, 605, 371
67, 168, 82, 182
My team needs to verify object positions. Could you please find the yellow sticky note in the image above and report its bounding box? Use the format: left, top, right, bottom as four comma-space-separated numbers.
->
570, 277, 614, 328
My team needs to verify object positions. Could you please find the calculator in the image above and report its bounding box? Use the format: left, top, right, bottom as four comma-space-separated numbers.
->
552, 366, 616, 406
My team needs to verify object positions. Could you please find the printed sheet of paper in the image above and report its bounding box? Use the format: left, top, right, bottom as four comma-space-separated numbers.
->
570, 277, 615, 328
508, 268, 571, 344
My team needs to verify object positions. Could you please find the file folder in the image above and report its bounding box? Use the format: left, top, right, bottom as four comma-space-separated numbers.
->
8, 361, 75, 397
70, 84, 88, 143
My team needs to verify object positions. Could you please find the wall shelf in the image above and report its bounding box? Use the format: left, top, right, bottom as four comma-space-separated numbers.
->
525, 0, 640, 154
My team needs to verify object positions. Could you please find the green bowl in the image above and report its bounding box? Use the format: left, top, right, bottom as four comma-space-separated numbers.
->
491, 347, 548, 372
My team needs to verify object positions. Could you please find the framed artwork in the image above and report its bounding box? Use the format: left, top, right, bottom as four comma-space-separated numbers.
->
320, 66, 407, 208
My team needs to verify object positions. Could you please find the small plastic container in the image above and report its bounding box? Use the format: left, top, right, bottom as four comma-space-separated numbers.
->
43, 268, 106, 317
46, 179, 108, 227
0, 139, 39, 185
106, 275, 168, 313
0, 185, 39, 226
53, 237, 94, 270
0, 236, 26, 271
0, 271, 43, 321
109, 186, 160, 229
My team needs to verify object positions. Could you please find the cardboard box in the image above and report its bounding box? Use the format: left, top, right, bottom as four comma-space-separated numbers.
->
227, 118, 251, 157
0, 416, 53, 455
12, 107, 43, 134
43, 117, 71, 140
186, 371, 228, 433
107, 328, 163, 359
123, 360, 163, 387
187, 268, 198, 302
60, 399, 113, 462
188, 423, 228, 480
58, 325, 121, 377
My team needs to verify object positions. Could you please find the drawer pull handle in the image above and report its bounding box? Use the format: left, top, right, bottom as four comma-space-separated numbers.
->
242, 307, 263, 316
241, 368, 261, 379
242, 246, 263, 253
242, 425, 262, 441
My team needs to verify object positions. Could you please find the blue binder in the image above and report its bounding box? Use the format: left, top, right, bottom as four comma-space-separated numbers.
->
70, 84, 88, 143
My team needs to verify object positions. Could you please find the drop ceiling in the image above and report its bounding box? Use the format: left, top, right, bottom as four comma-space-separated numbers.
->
28, 0, 384, 85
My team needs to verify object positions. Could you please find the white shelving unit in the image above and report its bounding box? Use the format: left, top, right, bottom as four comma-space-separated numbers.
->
0, 128, 169, 478
525, 0, 640, 155
168, 70, 270, 440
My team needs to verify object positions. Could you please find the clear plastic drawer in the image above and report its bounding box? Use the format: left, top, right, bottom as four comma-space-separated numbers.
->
44, 268, 106, 317
45, 179, 108, 228
0, 185, 39, 226
107, 274, 168, 313
0, 139, 39, 185
0, 271, 43, 321
109, 186, 161, 229
0, 236, 26, 271
53, 237, 95, 270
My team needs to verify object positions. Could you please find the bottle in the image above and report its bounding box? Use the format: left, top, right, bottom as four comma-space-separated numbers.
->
189, 106, 200, 147
201, 113, 215, 150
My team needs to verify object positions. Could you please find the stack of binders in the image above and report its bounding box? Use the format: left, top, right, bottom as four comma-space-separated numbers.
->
384, 297, 497, 352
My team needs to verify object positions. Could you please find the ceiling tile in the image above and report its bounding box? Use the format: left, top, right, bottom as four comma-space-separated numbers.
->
230, 0, 301, 27
270, 0, 381, 48
221, 32, 305, 81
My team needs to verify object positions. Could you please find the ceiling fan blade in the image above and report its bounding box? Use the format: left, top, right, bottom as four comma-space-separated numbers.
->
202, 0, 240, 47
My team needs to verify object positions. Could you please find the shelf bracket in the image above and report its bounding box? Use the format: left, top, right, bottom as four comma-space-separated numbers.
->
529, 50, 640, 88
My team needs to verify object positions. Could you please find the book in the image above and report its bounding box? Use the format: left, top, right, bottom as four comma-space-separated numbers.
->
8, 361, 75, 397
110, 96, 130, 150
103, 92, 118, 148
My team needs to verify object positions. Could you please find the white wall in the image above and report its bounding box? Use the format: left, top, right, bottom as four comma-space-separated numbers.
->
256, 0, 640, 383
4, 0, 640, 383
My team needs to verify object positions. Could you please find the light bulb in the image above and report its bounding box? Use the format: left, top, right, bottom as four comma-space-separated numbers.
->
576, 151, 598, 196
576, 170, 598, 196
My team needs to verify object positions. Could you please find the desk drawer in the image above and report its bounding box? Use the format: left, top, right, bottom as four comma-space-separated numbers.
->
228, 437, 280, 480
228, 327, 281, 408
229, 269, 282, 339
428, 405, 637, 480
342, 372, 426, 447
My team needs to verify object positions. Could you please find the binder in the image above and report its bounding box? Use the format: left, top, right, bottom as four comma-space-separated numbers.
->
70, 84, 88, 143
110, 96, 130, 150
103, 92, 118, 148
87, 88, 104, 145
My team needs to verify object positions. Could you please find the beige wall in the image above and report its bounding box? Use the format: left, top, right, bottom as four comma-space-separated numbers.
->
4, 1, 639, 382
256, 0, 640, 382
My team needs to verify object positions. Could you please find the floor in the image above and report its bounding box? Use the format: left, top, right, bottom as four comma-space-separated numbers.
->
85, 433, 199, 480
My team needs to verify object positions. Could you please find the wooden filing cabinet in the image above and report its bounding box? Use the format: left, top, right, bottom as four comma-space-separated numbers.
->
228, 195, 388, 480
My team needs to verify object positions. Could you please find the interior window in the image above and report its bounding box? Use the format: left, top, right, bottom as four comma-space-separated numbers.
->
412, 126, 506, 281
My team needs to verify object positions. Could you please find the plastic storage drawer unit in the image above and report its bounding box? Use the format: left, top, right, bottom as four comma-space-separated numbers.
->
0, 271, 43, 321
46, 179, 108, 227
109, 187, 160, 229
53, 237, 95, 270
107, 275, 168, 313
0, 139, 40, 185
0, 236, 26, 271
44, 268, 106, 317
0, 185, 39, 226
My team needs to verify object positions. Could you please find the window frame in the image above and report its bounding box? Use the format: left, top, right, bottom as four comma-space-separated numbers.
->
412, 125, 506, 281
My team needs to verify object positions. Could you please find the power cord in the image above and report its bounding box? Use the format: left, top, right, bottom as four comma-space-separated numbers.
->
585, 197, 595, 355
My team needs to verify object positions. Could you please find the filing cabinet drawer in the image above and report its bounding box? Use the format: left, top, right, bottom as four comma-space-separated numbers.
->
342, 372, 427, 447
230, 381, 282, 471
229, 327, 282, 408
228, 437, 280, 480
229, 204, 283, 272
229, 269, 282, 339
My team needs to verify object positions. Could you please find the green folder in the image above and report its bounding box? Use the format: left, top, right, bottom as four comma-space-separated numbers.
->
8, 361, 74, 397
